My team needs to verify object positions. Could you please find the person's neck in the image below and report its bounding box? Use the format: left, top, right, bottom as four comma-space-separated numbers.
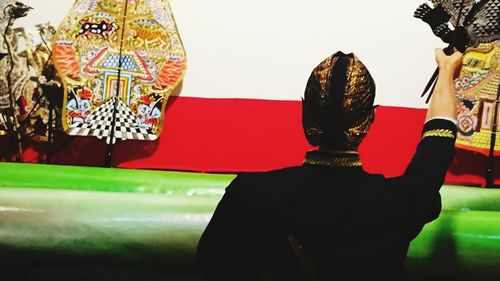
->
317, 146, 359, 154
304, 148, 361, 168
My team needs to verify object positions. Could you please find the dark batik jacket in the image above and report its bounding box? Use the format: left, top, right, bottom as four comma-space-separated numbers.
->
197, 119, 456, 281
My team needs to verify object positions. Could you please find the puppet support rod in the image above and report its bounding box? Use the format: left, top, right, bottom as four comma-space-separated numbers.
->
485, 83, 500, 187
105, 0, 130, 168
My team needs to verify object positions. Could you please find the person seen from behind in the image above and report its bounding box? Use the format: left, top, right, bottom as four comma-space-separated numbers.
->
197, 48, 463, 281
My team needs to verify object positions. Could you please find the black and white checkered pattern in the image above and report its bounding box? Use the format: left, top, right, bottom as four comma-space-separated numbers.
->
68, 98, 157, 144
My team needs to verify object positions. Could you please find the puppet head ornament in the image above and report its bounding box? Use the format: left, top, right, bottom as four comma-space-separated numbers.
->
4, 1, 32, 19
414, 0, 500, 50
302, 52, 376, 150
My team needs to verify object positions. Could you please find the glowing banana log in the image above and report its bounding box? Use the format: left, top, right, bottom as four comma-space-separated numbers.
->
0, 163, 498, 279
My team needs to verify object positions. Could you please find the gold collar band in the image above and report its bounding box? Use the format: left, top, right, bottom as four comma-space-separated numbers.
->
303, 150, 362, 168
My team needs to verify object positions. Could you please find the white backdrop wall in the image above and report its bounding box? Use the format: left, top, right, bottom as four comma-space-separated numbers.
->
14, 0, 444, 108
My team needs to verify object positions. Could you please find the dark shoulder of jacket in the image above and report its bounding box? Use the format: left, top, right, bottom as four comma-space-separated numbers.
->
225, 166, 305, 200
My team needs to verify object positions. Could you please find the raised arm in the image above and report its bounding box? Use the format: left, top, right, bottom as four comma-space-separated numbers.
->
387, 48, 462, 224
425, 48, 463, 121
408, 48, 462, 187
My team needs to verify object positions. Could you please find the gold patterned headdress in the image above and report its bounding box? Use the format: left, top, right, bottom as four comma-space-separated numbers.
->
302, 51, 376, 149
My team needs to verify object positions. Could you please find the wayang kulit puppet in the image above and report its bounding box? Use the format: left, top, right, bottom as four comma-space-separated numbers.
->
52, 0, 186, 164
415, 0, 499, 185
0, 1, 61, 161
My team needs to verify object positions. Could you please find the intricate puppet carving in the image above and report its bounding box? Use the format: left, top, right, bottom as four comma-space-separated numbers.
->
415, 0, 499, 152
53, 0, 187, 144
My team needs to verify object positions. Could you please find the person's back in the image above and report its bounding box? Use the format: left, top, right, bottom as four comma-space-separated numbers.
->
197, 50, 462, 281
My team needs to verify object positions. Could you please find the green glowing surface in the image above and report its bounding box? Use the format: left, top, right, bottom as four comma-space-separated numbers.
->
0, 162, 499, 280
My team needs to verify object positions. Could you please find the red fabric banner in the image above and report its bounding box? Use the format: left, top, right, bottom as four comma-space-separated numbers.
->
2, 96, 498, 187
